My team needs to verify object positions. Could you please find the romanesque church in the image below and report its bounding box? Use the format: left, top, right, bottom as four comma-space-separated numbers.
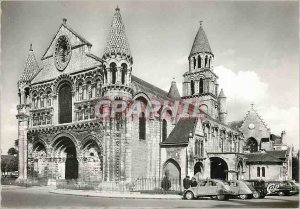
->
16, 7, 292, 188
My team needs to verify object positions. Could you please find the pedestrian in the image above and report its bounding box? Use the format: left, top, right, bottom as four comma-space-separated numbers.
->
191, 177, 198, 187
183, 175, 191, 190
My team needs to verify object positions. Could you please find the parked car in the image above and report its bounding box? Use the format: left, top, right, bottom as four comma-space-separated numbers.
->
265, 181, 294, 196
228, 180, 254, 199
245, 180, 267, 198
183, 179, 233, 201
286, 180, 299, 195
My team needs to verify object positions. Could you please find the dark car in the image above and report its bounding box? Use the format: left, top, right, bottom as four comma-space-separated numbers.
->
228, 180, 254, 199
265, 181, 293, 196
245, 180, 267, 198
183, 179, 233, 201
287, 180, 299, 195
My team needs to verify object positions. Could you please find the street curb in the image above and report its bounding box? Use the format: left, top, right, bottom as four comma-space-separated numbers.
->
49, 190, 183, 200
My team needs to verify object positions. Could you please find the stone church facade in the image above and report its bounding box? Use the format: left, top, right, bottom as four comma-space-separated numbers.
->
17, 7, 250, 188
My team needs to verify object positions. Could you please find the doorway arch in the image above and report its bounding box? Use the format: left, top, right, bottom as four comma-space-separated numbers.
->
210, 157, 228, 180
163, 158, 181, 180
246, 137, 258, 153
53, 137, 78, 179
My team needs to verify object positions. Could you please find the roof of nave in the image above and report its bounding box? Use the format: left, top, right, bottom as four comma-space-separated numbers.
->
132, 75, 170, 99
200, 111, 241, 134
266, 150, 288, 159
228, 120, 244, 131
103, 6, 131, 58
245, 152, 285, 163
167, 79, 181, 99
190, 22, 213, 57
18, 44, 41, 84
161, 117, 198, 146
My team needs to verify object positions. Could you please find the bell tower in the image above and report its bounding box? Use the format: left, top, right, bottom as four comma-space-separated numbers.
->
102, 6, 133, 100
16, 44, 40, 182
182, 22, 219, 119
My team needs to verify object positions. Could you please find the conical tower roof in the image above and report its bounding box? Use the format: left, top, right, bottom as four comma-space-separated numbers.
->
19, 44, 40, 84
103, 6, 131, 58
168, 78, 181, 99
218, 88, 226, 98
189, 22, 213, 57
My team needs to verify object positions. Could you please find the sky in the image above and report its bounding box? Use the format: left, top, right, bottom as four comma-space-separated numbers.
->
1, 1, 299, 154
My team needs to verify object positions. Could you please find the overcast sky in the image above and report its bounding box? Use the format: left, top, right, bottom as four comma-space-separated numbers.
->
1, 1, 299, 154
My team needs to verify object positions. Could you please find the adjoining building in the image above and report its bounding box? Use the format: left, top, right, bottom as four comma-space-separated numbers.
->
238, 105, 293, 181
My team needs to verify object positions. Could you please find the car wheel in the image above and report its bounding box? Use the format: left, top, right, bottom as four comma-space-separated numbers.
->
210, 196, 216, 200
185, 191, 194, 200
253, 191, 260, 199
247, 194, 253, 199
239, 194, 247, 200
217, 195, 226, 201
278, 191, 285, 196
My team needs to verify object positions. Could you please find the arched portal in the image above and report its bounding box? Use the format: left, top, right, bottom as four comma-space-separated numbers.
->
81, 138, 103, 181
210, 157, 228, 180
163, 159, 181, 179
53, 137, 78, 179
58, 82, 72, 124
246, 137, 258, 153
194, 162, 204, 180
32, 142, 47, 177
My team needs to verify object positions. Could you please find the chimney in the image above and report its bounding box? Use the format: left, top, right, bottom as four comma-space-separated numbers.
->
281, 131, 286, 144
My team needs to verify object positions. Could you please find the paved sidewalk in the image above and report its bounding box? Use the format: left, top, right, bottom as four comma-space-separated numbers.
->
50, 189, 182, 199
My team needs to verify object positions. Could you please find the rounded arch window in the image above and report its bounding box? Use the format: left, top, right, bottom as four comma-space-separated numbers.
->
121, 63, 128, 85
110, 62, 117, 84
58, 82, 72, 124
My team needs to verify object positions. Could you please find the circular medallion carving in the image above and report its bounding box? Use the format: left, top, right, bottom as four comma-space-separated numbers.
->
248, 123, 255, 129
54, 35, 72, 71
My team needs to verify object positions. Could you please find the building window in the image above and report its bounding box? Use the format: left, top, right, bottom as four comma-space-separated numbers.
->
96, 79, 101, 97
262, 167, 265, 177
87, 81, 92, 99
197, 55, 201, 68
205, 55, 208, 67
162, 119, 167, 142
257, 167, 260, 177
191, 80, 195, 95
58, 83, 72, 124
139, 112, 146, 140
46, 91, 52, 106
121, 63, 127, 85
110, 62, 117, 84
40, 93, 44, 108
78, 82, 83, 101
193, 57, 196, 69
199, 78, 204, 94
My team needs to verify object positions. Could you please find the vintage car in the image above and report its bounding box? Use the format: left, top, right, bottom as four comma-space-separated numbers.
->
245, 180, 267, 198
286, 180, 299, 195
183, 179, 233, 201
265, 181, 294, 196
228, 180, 254, 199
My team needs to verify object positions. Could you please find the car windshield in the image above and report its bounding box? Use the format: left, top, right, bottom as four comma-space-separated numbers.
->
218, 180, 229, 185
289, 181, 296, 185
